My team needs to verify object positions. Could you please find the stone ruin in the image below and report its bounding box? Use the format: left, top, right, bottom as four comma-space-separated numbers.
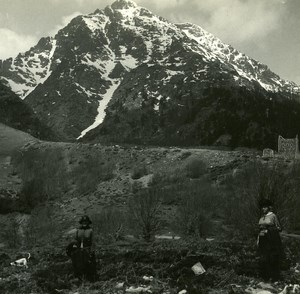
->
262, 148, 274, 159
277, 135, 299, 159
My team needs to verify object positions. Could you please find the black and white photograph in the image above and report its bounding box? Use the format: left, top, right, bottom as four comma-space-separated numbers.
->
0, 0, 300, 293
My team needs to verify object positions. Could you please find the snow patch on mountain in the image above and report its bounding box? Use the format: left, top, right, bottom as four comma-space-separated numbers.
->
1, 38, 57, 99
1, 77, 33, 97
118, 5, 138, 20
41, 39, 57, 83
178, 23, 295, 93
258, 80, 277, 92
77, 79, 121, 139
83, 16, 102, 33
121, 55, 138, 70
82, 54, 106, 72
163, 69, 184, 83
74, 82, 96, 98
82, 12, 109, 34
154, 93, 163, 111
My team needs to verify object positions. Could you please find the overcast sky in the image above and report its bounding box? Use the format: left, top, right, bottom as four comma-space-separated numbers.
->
0, 0, 299, 84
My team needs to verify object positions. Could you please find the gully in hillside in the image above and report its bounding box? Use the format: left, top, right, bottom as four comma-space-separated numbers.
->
257, 199, 283, 281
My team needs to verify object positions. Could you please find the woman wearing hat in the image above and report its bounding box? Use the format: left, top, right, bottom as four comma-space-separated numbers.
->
71, 215, 96, 281
257, 199, 283, 281
76, 215, 93, 249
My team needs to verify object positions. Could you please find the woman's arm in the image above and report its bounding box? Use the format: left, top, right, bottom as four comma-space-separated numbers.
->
90, 229, 95, 251
271, 214, 282, 232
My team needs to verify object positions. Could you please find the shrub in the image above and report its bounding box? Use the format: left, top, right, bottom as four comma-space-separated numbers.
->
91, 207, 126, 244
1, 217, 21, 248
131, 164, 148, 180
174, 179, 219, 238
12, 147, 69, 210
0, 189, 18, 213
151, 168, 186, 186
130, 181, 144, 194
24, 206, 57, 247
149, 168, 190, 205
0, 197, 14, 213
179, 151, 192, 160
71, 153, 115, 195
150, 175, 186, 205
19, 179, 48, 211
127, 187, 162, 242
185, 158, 207, 179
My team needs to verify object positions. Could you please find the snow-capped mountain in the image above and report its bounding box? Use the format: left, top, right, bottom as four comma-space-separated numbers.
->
0, 0, 300, 147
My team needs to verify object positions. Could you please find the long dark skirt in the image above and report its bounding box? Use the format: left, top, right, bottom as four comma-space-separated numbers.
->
69, 247, 97, 281
258, 230, 283, 280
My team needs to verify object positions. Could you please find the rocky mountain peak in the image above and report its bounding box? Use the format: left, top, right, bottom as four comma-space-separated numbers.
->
0, 0, 300, 146
110, 0, 138, 10
103, 0, 154, 22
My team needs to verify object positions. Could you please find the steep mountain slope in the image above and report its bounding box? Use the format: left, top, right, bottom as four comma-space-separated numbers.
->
0, 0, 299, 147
0, 81, 57, 141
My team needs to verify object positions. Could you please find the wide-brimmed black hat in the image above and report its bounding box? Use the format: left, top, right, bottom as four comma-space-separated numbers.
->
79, 215, 92, 225
259, 198, 273, 208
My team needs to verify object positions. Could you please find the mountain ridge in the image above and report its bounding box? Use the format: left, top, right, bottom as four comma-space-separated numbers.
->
1, 0, 298, 99
0, 0, 300, 147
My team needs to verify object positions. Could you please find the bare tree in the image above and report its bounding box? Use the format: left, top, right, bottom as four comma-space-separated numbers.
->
175, 179, 218, 238
127, 188, 162, 242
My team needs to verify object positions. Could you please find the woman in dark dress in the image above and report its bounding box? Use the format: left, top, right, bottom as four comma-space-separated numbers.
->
67, 215, 97, 281
257, 199, 283, 281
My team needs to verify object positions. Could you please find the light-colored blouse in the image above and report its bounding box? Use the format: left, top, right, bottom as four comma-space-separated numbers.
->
259, 211, 281, 231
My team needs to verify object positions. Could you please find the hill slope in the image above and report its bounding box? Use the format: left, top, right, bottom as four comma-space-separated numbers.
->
0, 81, 57, 141
0, 123, 35, 156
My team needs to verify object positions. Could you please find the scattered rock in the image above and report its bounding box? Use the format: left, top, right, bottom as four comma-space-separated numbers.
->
125, 285, 151, 293
191, 262, 206, 275
116, 282, 125, 289
256, 282, 276, 292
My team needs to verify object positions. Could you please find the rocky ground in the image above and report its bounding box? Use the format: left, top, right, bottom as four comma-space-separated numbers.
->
1, 236, 300, 294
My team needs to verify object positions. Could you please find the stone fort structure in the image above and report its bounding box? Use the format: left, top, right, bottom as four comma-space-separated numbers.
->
278, 135, 299, 158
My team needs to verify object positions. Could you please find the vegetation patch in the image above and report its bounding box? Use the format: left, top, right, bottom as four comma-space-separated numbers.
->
12, 147, 68, 211
131, 164, 148, 180
71, 152, 115, 195
185, 157, 207, 179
